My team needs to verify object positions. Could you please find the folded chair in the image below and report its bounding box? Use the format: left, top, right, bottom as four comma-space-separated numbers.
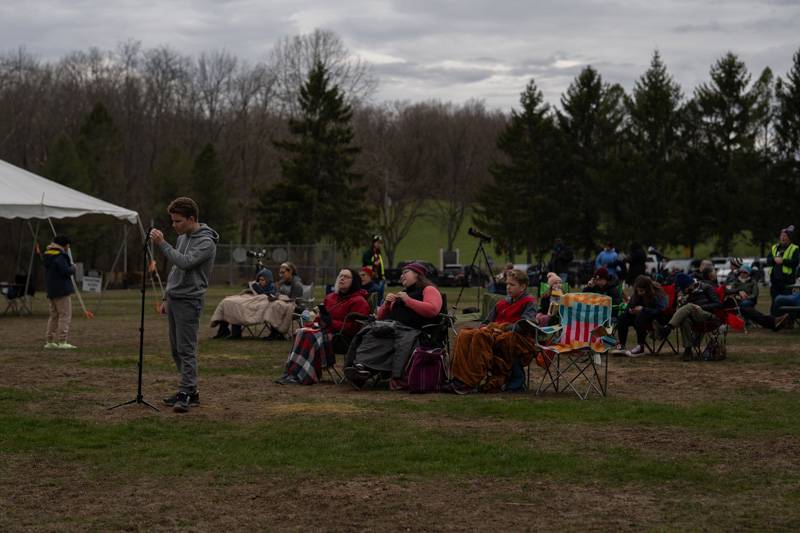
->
644, 284, 680, 354
527, 293, 615, 399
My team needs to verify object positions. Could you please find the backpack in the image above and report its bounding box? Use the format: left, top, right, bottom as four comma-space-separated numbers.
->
701, 337, 727, 361
407, 347, 446, 394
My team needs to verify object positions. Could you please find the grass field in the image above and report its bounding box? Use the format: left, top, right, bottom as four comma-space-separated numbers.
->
2, 286, 800, 531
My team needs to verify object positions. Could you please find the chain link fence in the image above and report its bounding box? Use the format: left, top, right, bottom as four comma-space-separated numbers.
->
212, 243, 338, 287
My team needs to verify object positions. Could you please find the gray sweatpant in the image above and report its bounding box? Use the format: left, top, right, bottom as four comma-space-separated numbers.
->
167, 297, 203, 393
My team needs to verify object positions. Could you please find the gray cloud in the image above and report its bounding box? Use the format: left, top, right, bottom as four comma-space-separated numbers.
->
0, 0, 798, 110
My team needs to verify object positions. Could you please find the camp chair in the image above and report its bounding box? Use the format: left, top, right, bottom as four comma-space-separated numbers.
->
684, 286, 743, 359
326, 292, 381, 383
344, 293, 455, 390
776, 284, 800, 328
526, 293, 615, 399
644, 284, 680, 354
292, 283, 316, 329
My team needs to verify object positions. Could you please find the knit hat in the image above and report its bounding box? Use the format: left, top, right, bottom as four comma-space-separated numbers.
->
360, 266, 374, 278
730, 257, 743, 269
594, 267, 610, 280
739, 265, 752, 275
256, 268, 274, 282
675, 273, 694, 291
403, 262, 428, 278
547, 272, 562, 286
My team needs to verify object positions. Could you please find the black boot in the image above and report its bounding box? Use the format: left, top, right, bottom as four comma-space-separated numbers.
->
213, 322, 231, 339
226, 324, 243, 339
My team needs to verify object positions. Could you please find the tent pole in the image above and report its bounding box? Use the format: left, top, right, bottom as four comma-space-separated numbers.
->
123, 225, 128, 275
14, 219, 25, 275
22, 221, 40, 314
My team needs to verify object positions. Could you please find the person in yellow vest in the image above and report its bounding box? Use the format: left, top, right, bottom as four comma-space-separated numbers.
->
767, 225, 799, 315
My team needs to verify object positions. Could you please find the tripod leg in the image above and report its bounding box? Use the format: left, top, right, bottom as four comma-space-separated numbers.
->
107, 398, 139, 410
453, 245, 484, 311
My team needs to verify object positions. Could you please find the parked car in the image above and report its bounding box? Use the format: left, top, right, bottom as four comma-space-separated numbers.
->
384, 261, 440, 286
439, 264, 489, 287
663, 259, 694, 274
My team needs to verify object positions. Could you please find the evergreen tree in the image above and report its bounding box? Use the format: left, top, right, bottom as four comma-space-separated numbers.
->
691, 52, 761, 254
621, 51, 683, 247
191, 143, 234, 239
557, 66, 625, 254
76, 102, 123, 200
43, 134, 90, 192
474, 79, 558, 260
259, 60, 368, 249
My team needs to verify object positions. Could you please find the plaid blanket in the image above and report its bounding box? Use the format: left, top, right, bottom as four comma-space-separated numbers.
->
282, 327, 335, 384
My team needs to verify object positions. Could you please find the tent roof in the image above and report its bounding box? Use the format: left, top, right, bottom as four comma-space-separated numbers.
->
0, 158, 139, 224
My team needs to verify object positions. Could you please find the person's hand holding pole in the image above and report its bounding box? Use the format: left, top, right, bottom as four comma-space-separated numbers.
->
149, 229, 165, 245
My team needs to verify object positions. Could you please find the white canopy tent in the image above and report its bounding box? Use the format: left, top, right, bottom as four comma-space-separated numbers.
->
0, 158, 150, 315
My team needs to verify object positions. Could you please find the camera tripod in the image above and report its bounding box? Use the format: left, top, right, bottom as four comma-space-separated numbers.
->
452, 234, 496, 313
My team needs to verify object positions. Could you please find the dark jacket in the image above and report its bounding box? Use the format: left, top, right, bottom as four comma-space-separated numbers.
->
626, 246, 647, 284
626, 291, 668, 318
682, 281, 721, 312
249, 268, 276, 295
43, 244, 75, 299
549, 244, 573, 274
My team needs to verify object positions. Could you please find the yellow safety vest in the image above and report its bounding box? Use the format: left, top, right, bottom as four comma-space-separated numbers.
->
772, 243, 799, 276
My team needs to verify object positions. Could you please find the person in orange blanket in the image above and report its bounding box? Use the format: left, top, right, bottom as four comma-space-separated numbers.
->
450, 269, 537, 394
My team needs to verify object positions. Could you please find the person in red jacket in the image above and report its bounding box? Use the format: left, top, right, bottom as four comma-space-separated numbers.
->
275, 268, 370, 385
450, 269, 537, 393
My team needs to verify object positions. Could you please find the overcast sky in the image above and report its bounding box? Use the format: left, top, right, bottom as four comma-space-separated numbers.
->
1, 0, 798, 110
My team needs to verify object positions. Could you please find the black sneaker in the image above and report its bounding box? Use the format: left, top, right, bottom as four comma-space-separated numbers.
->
163, 391, 199, 407
173, 391, 191, 413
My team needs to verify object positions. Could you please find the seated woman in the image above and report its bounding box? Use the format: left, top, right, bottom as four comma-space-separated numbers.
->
275, 268, 370, 385
450, 269, 537, 394
209, 263, 303, 340
614, 275, 668, 357
344, 262, 442, 388
584, 267, 623, 316
212, 268, 275, 338
276, 262, 304, 299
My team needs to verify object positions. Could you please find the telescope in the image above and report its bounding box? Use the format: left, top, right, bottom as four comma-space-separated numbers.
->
467, 227, 492, 242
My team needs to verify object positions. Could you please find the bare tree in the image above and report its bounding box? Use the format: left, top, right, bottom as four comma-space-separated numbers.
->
270, 28, 377, 116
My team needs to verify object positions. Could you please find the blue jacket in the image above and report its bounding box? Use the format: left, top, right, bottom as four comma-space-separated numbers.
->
595, 249, 619, 277
43, 244, 75, 299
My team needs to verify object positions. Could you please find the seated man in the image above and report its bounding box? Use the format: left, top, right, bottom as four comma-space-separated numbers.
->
655, 273, 720, 360
729, 265, 788, 331
450, 269, 537, 393
210, 267, 296, 339
583, 267, 623, 316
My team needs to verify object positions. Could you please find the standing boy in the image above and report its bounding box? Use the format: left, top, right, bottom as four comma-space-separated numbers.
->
43, 235, 77, 349
150, 197, 218, 413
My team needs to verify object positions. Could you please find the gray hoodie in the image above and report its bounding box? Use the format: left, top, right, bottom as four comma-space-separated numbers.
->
160, 223, 219, 300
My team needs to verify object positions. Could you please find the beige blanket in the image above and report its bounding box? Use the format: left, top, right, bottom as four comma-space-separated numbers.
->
209, 293, 296, 337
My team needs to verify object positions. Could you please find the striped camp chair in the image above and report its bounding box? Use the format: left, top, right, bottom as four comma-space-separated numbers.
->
527, 292, 615, 399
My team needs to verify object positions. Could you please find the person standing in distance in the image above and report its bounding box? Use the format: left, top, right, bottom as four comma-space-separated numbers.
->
150, 197, 218, 413
362, 235, 385, 303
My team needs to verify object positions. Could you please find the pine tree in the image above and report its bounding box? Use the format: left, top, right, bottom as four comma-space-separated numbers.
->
622, 51, 683, 247
44, 134, 90, 192
191, 143, 234, 239
474, 79, 558, 260
259, 60, 368, 249
557, 66, 625, 254
76, 102, 123, 200
691, 52, 761, 254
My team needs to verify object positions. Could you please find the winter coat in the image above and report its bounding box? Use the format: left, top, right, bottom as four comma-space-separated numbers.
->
276, 275, 304, 299
681, 281, 721, 312
584, 278, 623, 308
727, 278, 759, 301
483, 293, 537, 325
43, 244, 75, 299
322, 289, 371, 338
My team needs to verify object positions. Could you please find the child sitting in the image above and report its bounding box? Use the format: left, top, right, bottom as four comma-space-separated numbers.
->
450, 269, 537, 393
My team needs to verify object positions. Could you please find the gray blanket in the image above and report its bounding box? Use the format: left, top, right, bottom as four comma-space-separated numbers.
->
345, 320, 421, 378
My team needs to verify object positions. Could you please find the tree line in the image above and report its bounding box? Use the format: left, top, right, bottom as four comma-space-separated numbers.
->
0, 30, 798, 271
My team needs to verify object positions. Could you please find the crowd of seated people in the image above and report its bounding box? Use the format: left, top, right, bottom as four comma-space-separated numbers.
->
247, 228, 799, 393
